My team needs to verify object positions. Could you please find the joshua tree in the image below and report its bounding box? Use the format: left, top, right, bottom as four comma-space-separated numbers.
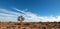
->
18, 16, 24, 22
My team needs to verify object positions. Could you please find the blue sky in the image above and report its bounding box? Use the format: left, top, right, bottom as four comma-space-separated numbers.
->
0, 0, 60, 22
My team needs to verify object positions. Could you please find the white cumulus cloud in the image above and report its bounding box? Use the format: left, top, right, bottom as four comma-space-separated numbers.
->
0, 8, 60, 22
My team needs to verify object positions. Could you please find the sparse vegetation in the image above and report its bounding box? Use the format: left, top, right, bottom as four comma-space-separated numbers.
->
0, 22, 59, 29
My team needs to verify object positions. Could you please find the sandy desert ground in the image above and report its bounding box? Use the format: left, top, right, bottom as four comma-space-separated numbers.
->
0, 22, 60, 29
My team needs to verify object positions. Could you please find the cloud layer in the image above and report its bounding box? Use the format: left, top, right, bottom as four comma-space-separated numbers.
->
0, 8, 60, 22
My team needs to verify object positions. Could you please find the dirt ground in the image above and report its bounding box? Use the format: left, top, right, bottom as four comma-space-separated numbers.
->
0, 22, 60, 29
